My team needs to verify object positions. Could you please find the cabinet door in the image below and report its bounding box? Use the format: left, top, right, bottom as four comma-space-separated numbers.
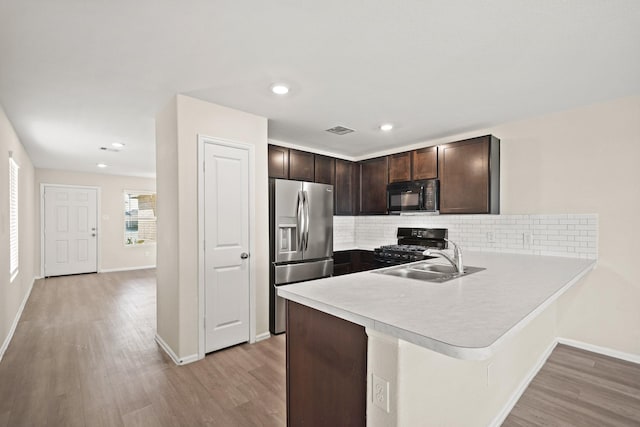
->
335, 159, 358, 215
351, 250, 377, 272
359, 157, 388, 214
333, 263, 352, 276
287, 301, 367, 427
438, 135, 499, 214
314, 155, 335, 185
388, 152, 412, 183
412, 146, 437, 180
289, 149, 315, 181
268, 145, 289, 179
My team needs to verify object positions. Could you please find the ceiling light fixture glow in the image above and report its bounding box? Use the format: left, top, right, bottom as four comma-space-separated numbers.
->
111, 142, 124, 148
380, 123, 394, 131
271, 84, 290, 95
97, 163, 108, 168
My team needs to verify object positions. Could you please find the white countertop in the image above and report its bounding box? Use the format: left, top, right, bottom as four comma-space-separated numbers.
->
277, 251, 596, 360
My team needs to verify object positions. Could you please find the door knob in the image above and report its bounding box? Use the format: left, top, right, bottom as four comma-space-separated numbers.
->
92, 233, 96, 237
240, 252, 249, 259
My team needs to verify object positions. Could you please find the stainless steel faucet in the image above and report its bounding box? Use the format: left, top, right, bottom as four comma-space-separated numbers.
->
423, 238, 464, 274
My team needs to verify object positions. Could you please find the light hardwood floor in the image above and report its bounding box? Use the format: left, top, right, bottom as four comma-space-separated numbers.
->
3, 270, 639, 427
503, 344, 640, 427
0, 270, 286, 427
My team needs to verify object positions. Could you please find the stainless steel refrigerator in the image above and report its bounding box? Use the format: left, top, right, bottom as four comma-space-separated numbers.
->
269, 179, 334, 334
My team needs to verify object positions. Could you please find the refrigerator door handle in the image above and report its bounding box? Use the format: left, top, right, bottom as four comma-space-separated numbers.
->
297, 191, 305, 252
303, 190, 310, 251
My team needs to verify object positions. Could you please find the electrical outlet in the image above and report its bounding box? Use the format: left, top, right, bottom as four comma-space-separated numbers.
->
486, 232, 495, 243
372, 373, 390, 413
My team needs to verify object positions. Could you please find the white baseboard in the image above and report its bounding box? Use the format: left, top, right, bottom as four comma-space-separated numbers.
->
100, 265, 156, 273
255, 331, 271, 342
558, 337, 640, 365
488, 339, 558, 427
155, 334, 199, 366
180, 353, 200, 365
0, 276, 37, 363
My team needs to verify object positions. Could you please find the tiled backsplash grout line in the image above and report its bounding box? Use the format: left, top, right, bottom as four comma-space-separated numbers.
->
334, 214, 598, 259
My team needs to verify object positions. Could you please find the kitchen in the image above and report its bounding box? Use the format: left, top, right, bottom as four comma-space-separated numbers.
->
266, 131, 600, 426
1, 1, 639, 426
143, 80, 640, 426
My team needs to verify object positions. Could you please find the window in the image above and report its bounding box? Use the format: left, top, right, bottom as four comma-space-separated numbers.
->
124, 191, 157, 245
9, 155, 19, 281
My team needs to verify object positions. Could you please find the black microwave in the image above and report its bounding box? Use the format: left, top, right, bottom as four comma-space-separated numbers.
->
387, 179, 439, 213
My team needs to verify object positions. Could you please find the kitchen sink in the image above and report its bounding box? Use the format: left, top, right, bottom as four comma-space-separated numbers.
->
372, 261, 485, 283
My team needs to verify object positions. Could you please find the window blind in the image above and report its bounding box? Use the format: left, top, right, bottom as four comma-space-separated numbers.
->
9, 156, 19, 281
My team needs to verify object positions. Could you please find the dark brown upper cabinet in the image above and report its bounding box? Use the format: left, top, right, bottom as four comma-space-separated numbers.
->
412, 146, 438, 180
268, 145, 289, 179
388, 152, 412, 183
359, 156, 388, 215
289, 149, 315, 181
335, 159, 358, 215
314, 155, 335, 185
438, 135, 500, 214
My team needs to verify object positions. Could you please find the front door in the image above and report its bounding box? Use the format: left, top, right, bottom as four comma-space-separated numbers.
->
43, 185, 98, 277
203, 142, 250, 353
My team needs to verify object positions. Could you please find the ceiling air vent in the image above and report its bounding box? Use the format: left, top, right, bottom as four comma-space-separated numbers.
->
325, 126, 355, 135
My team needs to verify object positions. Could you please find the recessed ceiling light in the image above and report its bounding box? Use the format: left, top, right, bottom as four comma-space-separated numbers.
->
271, 84, 289, 95
97, 163, 108, 168
112, 142, 124, 148
380, 123, 394, 131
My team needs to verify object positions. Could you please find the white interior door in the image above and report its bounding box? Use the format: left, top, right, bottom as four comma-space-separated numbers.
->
204, 142, 250, 353
44, 186, 98, 277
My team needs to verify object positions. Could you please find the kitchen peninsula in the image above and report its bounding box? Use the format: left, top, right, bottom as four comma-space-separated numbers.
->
278, 251, 596, 426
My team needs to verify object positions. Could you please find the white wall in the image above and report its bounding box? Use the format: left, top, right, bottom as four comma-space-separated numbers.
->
156, 95, 269, 360
155, 98, 180, 354
488, 96, 639, 356
34, 169, 156, 273
0, 105, 35, 359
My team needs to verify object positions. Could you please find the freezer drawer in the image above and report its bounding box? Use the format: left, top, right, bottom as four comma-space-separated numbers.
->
274, 259, 334, 285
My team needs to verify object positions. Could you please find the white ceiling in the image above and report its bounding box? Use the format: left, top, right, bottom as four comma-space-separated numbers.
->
1, 1, 639, 178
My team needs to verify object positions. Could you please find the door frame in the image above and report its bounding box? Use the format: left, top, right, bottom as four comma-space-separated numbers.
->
197, 134, 257, 360
40, 183, 102, 277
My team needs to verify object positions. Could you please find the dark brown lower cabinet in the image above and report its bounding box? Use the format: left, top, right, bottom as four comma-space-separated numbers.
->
333, 250, 378, 276
333, 251, 353, 276
352, 250, 377, 272
286, 301, 367, 427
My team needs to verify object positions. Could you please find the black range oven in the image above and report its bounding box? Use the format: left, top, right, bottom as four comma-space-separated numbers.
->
374, 227, 448, 266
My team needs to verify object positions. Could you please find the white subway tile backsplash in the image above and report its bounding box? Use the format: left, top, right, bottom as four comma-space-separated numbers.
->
335, 213, 598, 259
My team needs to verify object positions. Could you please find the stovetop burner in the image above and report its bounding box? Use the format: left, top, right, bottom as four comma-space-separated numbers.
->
379, 244, 429, 252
